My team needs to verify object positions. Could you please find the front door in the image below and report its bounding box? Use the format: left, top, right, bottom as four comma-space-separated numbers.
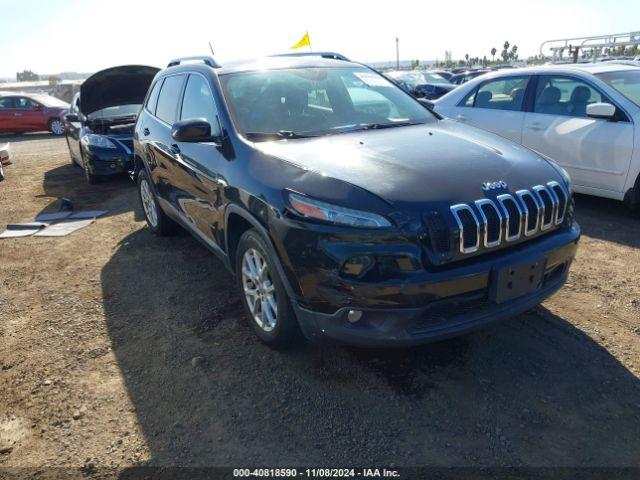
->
522, 75, 634, 194
445, 75, 531, 143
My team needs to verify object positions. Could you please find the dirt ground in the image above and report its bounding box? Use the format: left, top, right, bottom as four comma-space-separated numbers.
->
1, 134, 639, 472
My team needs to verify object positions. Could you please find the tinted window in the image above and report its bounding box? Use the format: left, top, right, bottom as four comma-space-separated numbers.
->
534, 76, 606, 117
155, 75, 185, 124
15, 97, 37, 110
180, 75, 219, 132
146, 79, 163, 114
467, 76, 529, 111
0, 97, 15, 109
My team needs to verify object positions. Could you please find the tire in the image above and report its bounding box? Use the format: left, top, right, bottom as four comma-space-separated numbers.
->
236, 228, 300, 349
49, 118, 65, 136
81, 154, 99, 184
137, 168, 178, 236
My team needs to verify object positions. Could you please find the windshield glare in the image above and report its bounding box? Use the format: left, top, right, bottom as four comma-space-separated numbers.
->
88, 104, 141, 120
220, 67, 435, 139
596, 70, 640, 107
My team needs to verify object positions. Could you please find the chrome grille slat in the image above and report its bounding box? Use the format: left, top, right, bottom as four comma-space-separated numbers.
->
496, 194, 523, 242
443, 181, 567, 256
474, 199, 502, 248
450, 204, 480, 254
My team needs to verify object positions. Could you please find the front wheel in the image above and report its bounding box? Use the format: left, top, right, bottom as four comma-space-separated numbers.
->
236, 229, 300, 349
49, 118, 65, 136
137, 169, 177, 235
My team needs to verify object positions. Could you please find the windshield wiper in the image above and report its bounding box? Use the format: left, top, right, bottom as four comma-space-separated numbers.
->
336, 121, 424, 133
244, 130, 318, 141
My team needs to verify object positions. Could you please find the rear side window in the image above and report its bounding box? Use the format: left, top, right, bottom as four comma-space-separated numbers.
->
465, 77, 530, 111
155, 75, 185, 124
0, 97, 15, 109
180, 75, 219, 133
145, 79, 163, 114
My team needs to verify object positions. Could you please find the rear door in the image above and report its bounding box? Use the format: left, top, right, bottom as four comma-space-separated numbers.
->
522, 74, 634, 194
172, 73, 227, 248
0, 97, 16, 132
445, 75, 531, 143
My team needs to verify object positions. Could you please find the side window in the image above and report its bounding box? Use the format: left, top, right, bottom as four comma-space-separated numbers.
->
470, 77, 530, 111
146, 79, 163, 114
15, 97, 35, 110
155, 75, 185, 124
0, 97, 15, 109
180, 75, 220, 134
534, 76, 605, 117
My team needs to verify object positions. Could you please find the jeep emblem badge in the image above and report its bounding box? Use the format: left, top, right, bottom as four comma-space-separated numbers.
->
482, 180, 508, 191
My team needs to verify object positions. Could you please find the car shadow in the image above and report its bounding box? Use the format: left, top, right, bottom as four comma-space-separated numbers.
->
38, 163, 141, 221
574, 193, 639, 248
103, 228, 640, 468
0, 132, 57, 143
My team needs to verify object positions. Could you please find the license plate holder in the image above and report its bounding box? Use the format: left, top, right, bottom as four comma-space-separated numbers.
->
490, 258, 546, 304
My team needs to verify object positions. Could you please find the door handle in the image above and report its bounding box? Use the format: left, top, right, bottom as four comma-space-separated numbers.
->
526, 123, 543, 131
455, 114, 466, 121
14, 113, 22, 117
143, 128, 150, 136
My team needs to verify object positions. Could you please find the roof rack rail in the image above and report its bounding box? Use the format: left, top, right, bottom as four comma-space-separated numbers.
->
167, 56, 221, 68
271, 51, 350, 61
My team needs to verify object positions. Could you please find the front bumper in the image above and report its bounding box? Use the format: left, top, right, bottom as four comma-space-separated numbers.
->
84, 148, 133, 177
287, 223, 580, 347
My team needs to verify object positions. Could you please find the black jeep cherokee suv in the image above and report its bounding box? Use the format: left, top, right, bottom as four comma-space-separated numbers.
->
133, 54, 580, 348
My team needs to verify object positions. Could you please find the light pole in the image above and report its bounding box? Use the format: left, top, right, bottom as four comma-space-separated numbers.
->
396, 37, 399, 70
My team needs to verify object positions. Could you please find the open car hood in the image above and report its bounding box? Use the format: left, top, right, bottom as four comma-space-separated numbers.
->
80, 65, 159, 116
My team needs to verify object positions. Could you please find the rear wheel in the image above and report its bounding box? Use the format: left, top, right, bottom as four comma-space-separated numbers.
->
49, 118, 65, 136
236, 229, 300, 349
137, 168, 177, 235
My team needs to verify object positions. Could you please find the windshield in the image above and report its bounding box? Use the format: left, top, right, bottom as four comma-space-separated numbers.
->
36, 96, 69, 108
220, 67, 435, 140
87, 104, 141, 120
596, 70, 640, 107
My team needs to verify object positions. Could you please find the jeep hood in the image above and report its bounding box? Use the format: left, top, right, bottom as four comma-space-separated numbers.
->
256, 119, 562, 209
80, 65, 159, 116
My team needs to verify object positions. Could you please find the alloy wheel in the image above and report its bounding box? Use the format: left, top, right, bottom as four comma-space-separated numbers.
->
140, 178, 158, 228
50, 120, 65, 135
242, 248, 278, 332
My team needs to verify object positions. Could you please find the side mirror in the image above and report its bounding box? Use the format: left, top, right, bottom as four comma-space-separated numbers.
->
171, 118, 219, 143
586, 102, 616, 120
65, 113, 79, 123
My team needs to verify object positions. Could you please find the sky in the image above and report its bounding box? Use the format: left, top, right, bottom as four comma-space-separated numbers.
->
1, 0, 639, 78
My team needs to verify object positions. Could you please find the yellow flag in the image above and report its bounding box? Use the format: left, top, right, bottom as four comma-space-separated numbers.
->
291, 32, 311, 50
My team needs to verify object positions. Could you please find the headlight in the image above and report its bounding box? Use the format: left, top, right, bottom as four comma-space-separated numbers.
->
82, 134, 117, 149
288, 193, 391, 228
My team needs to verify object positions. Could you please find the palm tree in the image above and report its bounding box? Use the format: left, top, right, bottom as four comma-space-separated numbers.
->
510, 45, 518, 61
502, 41, 510, 62
465, 53, 469, 65
491, 47, 497, 62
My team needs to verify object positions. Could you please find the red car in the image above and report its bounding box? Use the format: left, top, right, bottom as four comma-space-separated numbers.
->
0, 93, 69, 135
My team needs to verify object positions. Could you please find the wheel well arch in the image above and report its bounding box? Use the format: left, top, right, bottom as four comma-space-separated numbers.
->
624, 171, 640, 209
225, 212, 255, 272
133, 154, 146, 176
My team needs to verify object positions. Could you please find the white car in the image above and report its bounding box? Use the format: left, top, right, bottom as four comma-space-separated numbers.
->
0, 143, 11, 182
432, 63, 640, 208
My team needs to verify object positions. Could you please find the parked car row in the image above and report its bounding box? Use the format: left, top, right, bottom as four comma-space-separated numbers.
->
432, 62, 640, 208
49, 50, 639, 351
67, 53, 578, 349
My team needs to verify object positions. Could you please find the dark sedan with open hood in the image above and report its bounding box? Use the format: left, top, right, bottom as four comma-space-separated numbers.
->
64, 65, 159, 183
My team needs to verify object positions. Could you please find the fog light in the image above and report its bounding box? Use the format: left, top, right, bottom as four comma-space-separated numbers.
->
341, 255, 374, 278
347, 310, 362, 323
